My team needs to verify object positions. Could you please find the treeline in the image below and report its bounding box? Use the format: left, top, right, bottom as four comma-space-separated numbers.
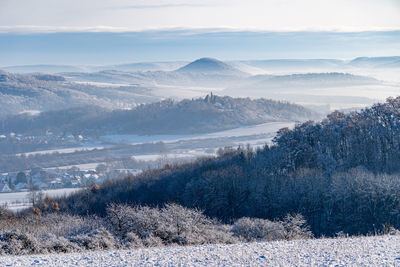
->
0, 95, 320, 136
52, 97, 400, 237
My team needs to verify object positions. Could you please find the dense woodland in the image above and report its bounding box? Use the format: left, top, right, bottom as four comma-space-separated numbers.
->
48, 97, 400, 237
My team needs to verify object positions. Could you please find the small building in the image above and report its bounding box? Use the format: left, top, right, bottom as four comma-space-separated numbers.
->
0, 183, 12, 193
15, 182, 29, 192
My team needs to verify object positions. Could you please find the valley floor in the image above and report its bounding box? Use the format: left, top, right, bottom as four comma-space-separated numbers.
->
1, 235, 400, 266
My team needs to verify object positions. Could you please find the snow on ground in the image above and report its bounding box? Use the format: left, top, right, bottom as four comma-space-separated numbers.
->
0, 188, 81, 211
16, 146, 105, 156
132, 150, 213, 161
100, 122, 295, 145
1, 235, 400, 266
73, 81, 132, 87
202, 122, 295, 139
44, 163, 104, 171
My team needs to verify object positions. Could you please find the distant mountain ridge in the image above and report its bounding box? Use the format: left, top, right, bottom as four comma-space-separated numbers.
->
3, 56, 400, 74
176, 58, 246, 76
349, 56, 400, 68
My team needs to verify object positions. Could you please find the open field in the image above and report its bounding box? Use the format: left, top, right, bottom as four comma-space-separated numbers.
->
0, 188, 81, 211
0, 235, 399, 266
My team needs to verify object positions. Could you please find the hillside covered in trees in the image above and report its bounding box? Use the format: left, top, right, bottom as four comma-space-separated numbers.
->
51, 97, 400, 237
0, 95, 319, 136
0, 70, 159, 118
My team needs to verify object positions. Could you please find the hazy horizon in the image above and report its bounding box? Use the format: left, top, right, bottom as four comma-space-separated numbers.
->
1, 0, 399, 66
0, 30, 399, 66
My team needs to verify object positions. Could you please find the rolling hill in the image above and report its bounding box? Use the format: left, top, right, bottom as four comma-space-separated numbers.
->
176, 58, 246, 76
348, 56, 400, 68
0, 95, 320, 136
0, 70, 160, 118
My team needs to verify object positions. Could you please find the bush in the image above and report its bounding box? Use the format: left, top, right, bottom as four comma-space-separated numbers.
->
106, 203, 237, 246
0, 231, 39, 255
0, 204, 312, 256
282, 214, 314, 240
232, 214, 313, 242
232, 217, 285, 242
0, 213, 110, 255
40, 234, 80, 254
142, 234, 164, 248
106, 204, 160, 239
69, 227, 116, 250
123, 232, 144, 249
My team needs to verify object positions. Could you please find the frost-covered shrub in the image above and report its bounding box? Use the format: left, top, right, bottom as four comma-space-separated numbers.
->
142, 234, 164, 248
335, 231, 349, 238
282, 214, 314, 240
159, 204, 237, 245
231, 214, 313, 242
0, 204, 312, 255
123, 232, 144, 249
69, 227, 116, 250
199, 224, 238, 245
106, 203, 237, 246
40, 213, 102, 237
156, 203, 213, 245
0, 213, 110, 255
0, 231, 39, 255
382, 223, 400, 235
40, 234, 80, 254
231, 217, 285, 242
106, 204, 160, 239
0, 207, 12, 219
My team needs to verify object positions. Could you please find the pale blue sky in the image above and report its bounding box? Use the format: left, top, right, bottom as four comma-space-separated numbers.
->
0, 0, 399, 65
0, 0, 399, 32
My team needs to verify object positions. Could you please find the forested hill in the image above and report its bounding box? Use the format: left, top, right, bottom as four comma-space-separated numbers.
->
0, 95, 319, 136
0, 70, 160, 118
53, 96, 400, 237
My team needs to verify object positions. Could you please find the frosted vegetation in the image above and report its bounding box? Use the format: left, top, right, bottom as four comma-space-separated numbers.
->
2, 97, 400, 256
50, 97, 400, 237
0, 203, 312, 255
1, 58, 400, 259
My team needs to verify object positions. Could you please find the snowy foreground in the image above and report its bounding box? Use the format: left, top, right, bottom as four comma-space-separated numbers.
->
2, 235, 400, 266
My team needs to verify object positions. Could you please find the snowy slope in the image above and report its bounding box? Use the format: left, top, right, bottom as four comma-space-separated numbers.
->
1, 235, 400, 266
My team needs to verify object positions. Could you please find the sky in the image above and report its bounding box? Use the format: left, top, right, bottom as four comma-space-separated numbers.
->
0, 0, 399, 32
0, 0, 399, 65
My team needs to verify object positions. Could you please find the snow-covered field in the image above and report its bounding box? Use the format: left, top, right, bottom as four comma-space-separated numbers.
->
1, 235, 400, 266
16, 146, 104, 156
100, 121, 294, 145
0, 188, 81, 211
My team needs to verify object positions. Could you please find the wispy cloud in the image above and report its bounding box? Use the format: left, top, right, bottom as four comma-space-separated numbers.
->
0, 0, 399, 34
0, 25, 399, 34
116, 3, 213, 9
0, 25, 133, 34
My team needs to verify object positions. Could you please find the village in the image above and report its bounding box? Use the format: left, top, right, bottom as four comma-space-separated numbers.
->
0, 165, 137, 193
0, 130, 90, 155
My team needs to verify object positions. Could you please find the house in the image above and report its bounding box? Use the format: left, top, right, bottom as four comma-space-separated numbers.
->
15, 182, 28, 192
33, 181, 49, 190
49, 178, 63, 189
0, 173, 8, 183
0, 183, 12, 193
